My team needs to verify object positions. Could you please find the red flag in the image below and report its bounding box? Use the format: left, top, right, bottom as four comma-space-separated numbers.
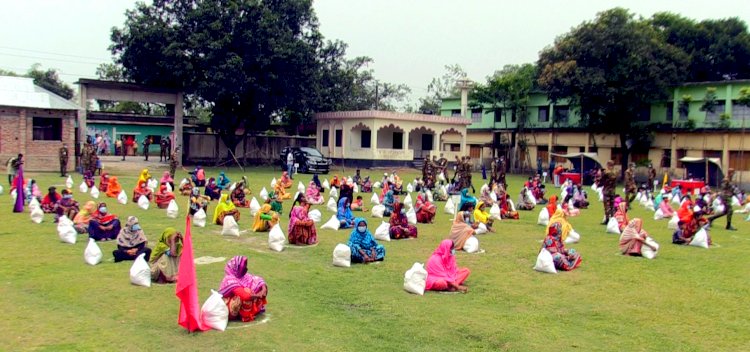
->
175, 215, 208, 332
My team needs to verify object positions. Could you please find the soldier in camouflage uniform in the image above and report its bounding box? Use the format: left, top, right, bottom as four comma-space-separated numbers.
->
498, 156, 507, 189
647, 163, 657, 193
465, 156, 474, 193
490, 158, 498, 185
80, 141, 92, 174
601, 160, 618, 224
169, 148, 180, 178
708, 168, 737, 231
624, 162, 637, 209
422, 153, 432, 189
59, 144, 69, 177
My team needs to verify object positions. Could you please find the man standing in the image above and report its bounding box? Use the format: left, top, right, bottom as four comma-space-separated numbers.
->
499, 156, 507, 189
80, 141, 91, 174
169, 147, 180, 178
121, 135, 127, 161
490, 157, 498, 185
6, 154, 22, 185
59, 144, 69, 177
648, 163, 657, 193
160, 137, 169, 162
624, 162, 637, 209
142, 136, 151, 161
286, 149, 295, 180
601, 160, 618, 225
709, 168, 737, 231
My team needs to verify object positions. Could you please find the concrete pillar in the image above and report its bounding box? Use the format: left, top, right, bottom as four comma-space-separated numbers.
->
78, 84, 87, 165
584, 132, 590, 153
174, 92, 184, 163
460, 131, 467, 154
670, 133, 677, 171
547, 132, 553, 164
722, 132, 729, 172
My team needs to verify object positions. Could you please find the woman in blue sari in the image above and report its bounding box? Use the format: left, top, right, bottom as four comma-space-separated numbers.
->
383, 190, 395, 217
337, 197, 355, 228
458, 188, 477, 212
217, 171, 231, 190
205, 177, 221, 200
348, 218, 385, 263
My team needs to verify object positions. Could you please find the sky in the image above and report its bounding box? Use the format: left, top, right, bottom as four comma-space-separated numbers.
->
1, 0, 748, 106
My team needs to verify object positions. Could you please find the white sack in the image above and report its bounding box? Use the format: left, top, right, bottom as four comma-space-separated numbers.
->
29, 197, 40, 212
249, 197, 261, 216
426, 189, 433, 203
329, 187, 338, 199
641, 237, 660, 259
406, 207, 417, 225
463, 236, 479, 253
403, 262, 428, 295
30, 207, 44, 224
689, 228, 710, 249
83, 238, 102, 265
165, 182, 173, 193
370, 193, 380, 205
371, 204, 385, 218
79, 182, 88, 193
406, 183, 414, 193
166, 199, 179, 219
444, 197, 456, 215
533, 248, 557, 274
564, 229, 581, 244
309, 209, 322, 223
606, 217, 621, 234
193, 208, 207, 227
129, 253, 152, 287
332, 243, 351, 268
537, 207, 549, 226
374, 221, 391, 241
489, 204, 501, 220
66, 175, 74, 189
297, 182, 305, 194
653, 208, 665, 220
321, 215, 340, 231
137, 195, 150, 210
201, 289, 229, 331
260, 187, 269, 201
474, 222, 488, 235
179, 178, 189, 188
270, 177, 277, 188
404, 194, 413, 208
326, 197, 337, 213
221, 216, 240, 236
147, 178, 158, 191
667, 214, 679, 230
117, 190, 128, 205
323, 179, 330, 189
268, 224, 285, 252
57, 216, 77, 244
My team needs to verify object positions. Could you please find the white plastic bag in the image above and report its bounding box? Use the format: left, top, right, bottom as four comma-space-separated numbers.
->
332, 243, 351, 268
403, 262, 428, 295
353, 184, 359, 193
463, 236, 479, 253
489, 203, 501, 220
323, 179, 330, 189
641, 237, 659, 259
374, 221, 391, 241
406, 183, 414, 193
57, 216, 77, 244
406, 207, 417, 225
166, 199, 179, 219
66, 175, 74, 189
260, 187, 269, 201
474, 222, 488, 235
326, 197, 337, 213
370, 193, 380, 205
444, 197, 456, 215
404, 194, 413, 208
297, 182, 305, 194
606, 217, 621, 234
193, 208, 207, 227
29, 197, 40, 212
137, 195, 150, 210
426, 189, 433, 203
308, 209, 322, 223
689, 228, 710, 249
371, 204, 385, 218
117, 190, 128, 205
564, 229, 581, 244
179, 178, 189, 188
667, 214, 679, 230
732, 195, 741, 207
221, 216, 240, 236
129, 253, 152, 287
79, 181, 88, 193
165, 182, 173, 193
30, 207, 44, 224
268, 224, 285, 252
653, 208, 665, 220
147, 178, 158, 192
329, 187, 338, 199
321, 215, 340, 231
249, 197, 261, 216
83, 238, 103, 265
533, 248, 557, 274
526, 189, 537, 205
201, 289, 229, 331
270, 177, 277, 188
373, 181, 382, 189
537, 207, 549, 226
671, 194, 681, 206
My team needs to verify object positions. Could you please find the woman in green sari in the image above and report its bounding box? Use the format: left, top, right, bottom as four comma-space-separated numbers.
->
149, 227, 183, 284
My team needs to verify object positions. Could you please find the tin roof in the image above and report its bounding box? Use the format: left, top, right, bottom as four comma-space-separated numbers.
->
0, 76, 80, 110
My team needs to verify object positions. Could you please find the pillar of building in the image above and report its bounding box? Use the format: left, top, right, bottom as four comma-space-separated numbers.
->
722, 132, 730, 172
547, 132, 553, 164
174, 92, 184, 163
670, 133, 677, 171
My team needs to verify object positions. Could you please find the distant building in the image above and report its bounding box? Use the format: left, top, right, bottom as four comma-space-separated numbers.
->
0, 76, 78, 171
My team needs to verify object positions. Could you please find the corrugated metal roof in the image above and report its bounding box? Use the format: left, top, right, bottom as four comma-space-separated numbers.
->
0, 76, 81, 110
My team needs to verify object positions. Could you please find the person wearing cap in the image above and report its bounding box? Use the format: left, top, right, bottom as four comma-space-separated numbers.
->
708, 168, 737, 231
601, 160, 618, 225
59, 144, 69, 177
624, 162, 637, 209
647, 163, 657, 193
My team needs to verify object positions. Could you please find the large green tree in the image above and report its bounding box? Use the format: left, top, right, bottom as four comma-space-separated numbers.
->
537, 8, 688, 175
418, 64, 466, 114
27, 64, 75, 100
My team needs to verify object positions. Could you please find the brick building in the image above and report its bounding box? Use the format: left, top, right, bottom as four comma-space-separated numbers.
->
0, 76, 79, 171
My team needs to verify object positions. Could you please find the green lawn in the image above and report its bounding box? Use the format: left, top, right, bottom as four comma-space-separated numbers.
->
0, 165, 748, 351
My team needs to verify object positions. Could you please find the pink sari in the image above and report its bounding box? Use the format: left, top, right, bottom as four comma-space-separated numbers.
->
425, 239, 470, 291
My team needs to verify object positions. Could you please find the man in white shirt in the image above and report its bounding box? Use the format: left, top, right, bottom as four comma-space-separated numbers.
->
287, 151, 295, 179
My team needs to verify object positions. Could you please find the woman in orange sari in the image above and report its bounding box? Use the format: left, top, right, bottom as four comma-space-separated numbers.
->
273, 182, 291, 201
279, 171, 293, 189
155, 184, 175, 208
105, 176, 122, 198
132, 181, 153, 202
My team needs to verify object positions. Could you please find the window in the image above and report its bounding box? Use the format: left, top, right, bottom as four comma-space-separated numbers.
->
392, 132, 403, 149
538, 106, 549, 122
360, 130, 371, 148
732, 101, 750, 120
451, 109, 462, 117
448, 143, 460, 152
729, 151, 750, 171
635, 106, 651, 122
334, 129, 342, 147
494, 109, 503, 122
661, 149, 671, 168
705, 100, 726, 121
32, 117, 62, 141
536, 146, 549, 164
553, 106, 569, 124
704, 150, 721, 159
321, 129, 329, 147
510, 110, 517, 123
676, 149, 687, 168
470, 145, 482, 158
471, 109, 482, 123
665, 102, 674, 121
552, 146, 567, 163
611, 148, 623, 166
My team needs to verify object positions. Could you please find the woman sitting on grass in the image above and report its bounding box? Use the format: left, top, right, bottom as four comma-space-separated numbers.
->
305, 180, 324, 205
179, 178, 194, 196
216, 171, 231, 190
542, 222, 582, 271
138, 168, 151, 185
425, 239, 470, 293
348, 218, 385, 263
415, 193, 436, 223
98, 172, 110, 192
473, 201, 495, 232
498, 190, 519, 219
55, 189, 79, 221
88, 202, 122, 241
150, 227, 182, 284
219, 255, 268, 322
40, 186, 60, 213
105, 176, 122, 198
279, 171, 292, 189
382, 189, 395, 217
449, 203, 478, 250
113, 216, 152, 262
673, 200, 711, 245
159, 171, 174, 191
517, 188, 535, 210
273, 182, 292, 201
155, 184, 175, 209
189, 188, 210, 216
132, 181, 153, 203
659, 196, 675, 218
74, 201, 96, 233
287, 197, 317, 245
389, 202, 418, 240
204, 178, 221, 200
268, 191, 283, 213
83, 170, 95, 188
337, 197, 355, 229
546, 208, 573, 243
230, 184, 250, 208
252, 204, 279, 232
614, 202, 629, 232
619, 218, 658, 257
213, 194, 240, 225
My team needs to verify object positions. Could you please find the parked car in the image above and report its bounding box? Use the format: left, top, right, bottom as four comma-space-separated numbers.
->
279, 146, 330, 174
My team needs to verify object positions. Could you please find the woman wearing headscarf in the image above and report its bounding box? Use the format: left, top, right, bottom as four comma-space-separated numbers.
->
287, 197, 317, 245
572, 185, 589, 209
149, 227, 182, 283
415, 193, 436, 223
619, 218, 658, 256
83, 170, 96, 188
219, 256, 268, 322
55, 189, 79, 221
216, 171, 231, 190
279, 171, 292, 189
517, 187, 535, 211
388, 202, 418, 239
159, 171, 174, 191
268, 191, 283, 213
614, 202, 629, 232
545, 195, 558, 218
673, 200, 711, 245
179, 178, 194, 196
98, 172, 110, 192
330, 175, 341, 189
132, 181, 153, 203
40, 186, 60, 213
25, 179, 41, 204
113, 216, 152, 262
473, 201, 495, 232
546, 208, 573, 243
337, 197, 355, 229
189, 187, 210, 215
74, 201, 96, 233
659, 197, 675, 218
252, 204, 279, 232
449, 203, 478, 250
348, 218, 385, 263
340, 182, 353, 206
498, 189, 519, 219
273, 181, 291, 201
382, 190, 395, 217
311, 174, 323, 192
479, 184, 495, 206
230, 184, 250, 207
155, 184, 175, 209
88, 202, 122, 241
305, 181, 324, 205
213, 194, 240, 225
542, 222, 582, 271
204, 177, 221, 200
457, 188, 476, 212
105, 176, 122, 198
138, 168, 151, 185
361, 176, 372, 193
425, 239, 470, 293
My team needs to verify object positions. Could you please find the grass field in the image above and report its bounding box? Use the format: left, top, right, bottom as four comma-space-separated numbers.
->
0, 163, 748, 351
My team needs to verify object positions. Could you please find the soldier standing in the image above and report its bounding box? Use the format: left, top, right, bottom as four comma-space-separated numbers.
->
465, 156, 475, 193
169, 148, 180, 178
490, 158, 498, 185
648, 163, 657, 192
708, 168, 737, 231
624, 162, 637, 209
59, 144, 69, 177
80, 141, 91, 174
142, 137, 151, 161
498, 156, 507, 189
601, 160, 618, 224
160, 137, 169, 162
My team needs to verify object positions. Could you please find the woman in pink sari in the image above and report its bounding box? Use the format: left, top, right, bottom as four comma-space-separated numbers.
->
415, 193, 436, 223
659, 197, 675, 218
425, 239, 470, 293
305, 181, 324, 205
159, 171, 174, 191
619, 218, 658, 257
219, 255, 268, 322
288, 198, 318, 245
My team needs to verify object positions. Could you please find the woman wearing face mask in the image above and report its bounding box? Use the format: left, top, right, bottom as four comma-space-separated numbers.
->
347, 218, 385, 263
204, 177, 221, 200
113, 216, 152, 262
425, 239, 470, 293
55, 189, 79, 221
188, 187, 210, 216
388, 202, 418, 240
88, 202, 122, 241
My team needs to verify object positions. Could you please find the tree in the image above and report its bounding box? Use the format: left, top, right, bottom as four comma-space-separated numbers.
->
418, 64, 466, 114
26, 64, 74, 100
537, 8, 688, 175
650, 13, 750, 81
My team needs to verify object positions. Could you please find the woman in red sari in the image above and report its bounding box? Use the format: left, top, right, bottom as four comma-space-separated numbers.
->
415, 193, 436, 223
287, 197, 318, 245
219, 255, 268, 322
673, 199, 711, 245
98, 172, 110, 192
155, 184, 175, 208
88, 202, 122, 241
132, 181, 153, 203
388, 202, 418, 239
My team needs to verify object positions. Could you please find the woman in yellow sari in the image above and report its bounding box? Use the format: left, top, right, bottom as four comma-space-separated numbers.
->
252, 204, 279, 232
213, 194, 240, 225
149, 227, 182, 284
545, 208, 573, 242
473, 201, 495, 232
138, 168, 151, 184
274, 182, 291, 201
